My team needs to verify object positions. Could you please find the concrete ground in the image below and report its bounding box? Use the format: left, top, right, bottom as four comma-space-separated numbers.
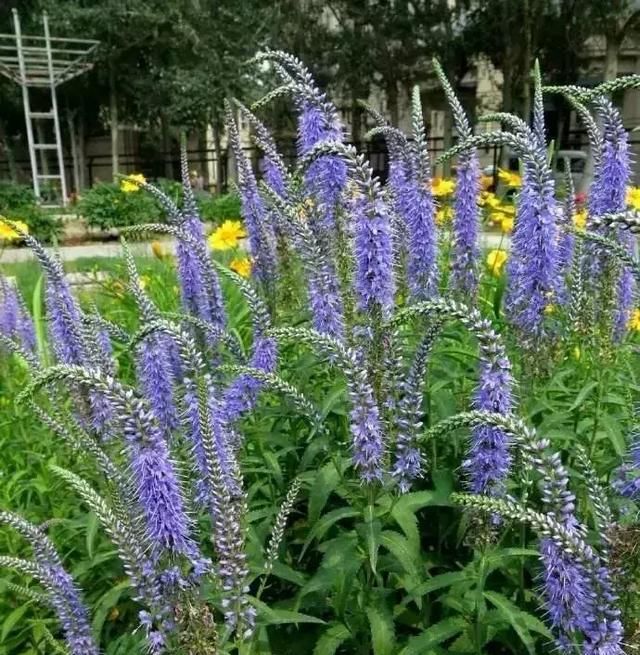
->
0, 232, 508, 265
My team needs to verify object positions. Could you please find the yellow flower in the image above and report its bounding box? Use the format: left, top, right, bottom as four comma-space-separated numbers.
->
498, 168, 522, 188
573, 346, 581, 361
627, 186, 640, 210
489, 210, 507, 226
544, 304, 555, 315
573, 209, 587, 231
435, 206, 453, 226
500, 216, 514, 234
151, 240, 169, 260
480, 174, 493, 190
479, 191, 502, 208
230, 257, 252, 278
208, 220, 247, 251
628, 308, 640, 331
486, 249, 508, 277
0, 219, 28, 241
499, 203, 515, 215
120, 173, 146, 193
431, 177, 456, 197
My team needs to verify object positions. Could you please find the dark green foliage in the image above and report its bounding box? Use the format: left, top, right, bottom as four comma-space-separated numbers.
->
0, 182, 62, 243
199, 193, 242, 224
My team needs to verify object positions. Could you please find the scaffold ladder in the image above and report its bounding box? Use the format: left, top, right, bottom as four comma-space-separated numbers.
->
0, 10, 99, 207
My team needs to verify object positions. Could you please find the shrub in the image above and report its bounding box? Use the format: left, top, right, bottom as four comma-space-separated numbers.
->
77, 181, 161, 230
199, 191, 241, 224
0, 181, 62, 243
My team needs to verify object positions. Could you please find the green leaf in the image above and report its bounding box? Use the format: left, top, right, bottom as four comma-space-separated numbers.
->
390, 503, 420, 548
406, 570, 473, 601
567, 381, 598, 412
308, 462, 340, 525
363, 505, 381, 575
300, 507, 359, 558
483, 591, 536, 655
380, 531, 421, 581
86, 512, 99, 560
313, 623, 351, 655
399, 617, 468, 655
91, 580, 130, 640
366, 604, 395, 655
1, 603, 31, 642
320, 381, 347, 418
252, 598, 326, 625
269, 561, 307, 587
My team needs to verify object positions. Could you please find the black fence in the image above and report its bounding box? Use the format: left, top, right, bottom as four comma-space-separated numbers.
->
3, 127, 640, 196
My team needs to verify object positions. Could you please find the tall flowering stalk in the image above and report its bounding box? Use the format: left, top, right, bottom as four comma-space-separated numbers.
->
224, 101, 277, 288
178, 143, 227, 330
433, 59, 480, 297
0, 512, 99, 655
394, 300, 514, 495
0, 276, 36, 353
588, 98, 633, 339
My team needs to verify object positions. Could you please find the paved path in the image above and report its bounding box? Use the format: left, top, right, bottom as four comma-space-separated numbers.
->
0, 232, 509, 265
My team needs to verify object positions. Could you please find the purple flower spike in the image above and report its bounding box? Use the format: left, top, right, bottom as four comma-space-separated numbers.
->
0, 512, 99, 655
451, 151, 480, 297
504, 152, 563, 342
225, 103, 277, 286
467, 353, 514, 495
349, 376, 385, 482
0, 277, 36, 353
46, 280, 85, 366
124, 402, 196, 559
223, 336, 278, 424
404, 176, 439, 301
353, 194, 395, 316
136, 335, 179, 434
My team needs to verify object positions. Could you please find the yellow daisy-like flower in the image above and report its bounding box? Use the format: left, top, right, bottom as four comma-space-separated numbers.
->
489, 210, 507, 226
486, 249, 508, 277
120, 173, 146, 193
0, 219, 29, 241
480, 174, 493, 191
499, 203, 515, 215
498, 168, 522, 188
208, 220, 247, 251
500, 216, 514, 234
627, 186, 640, 210
230, 257, 252, 278
628, 308, 640, 331
573, 209, 587, 231
151, 240, 169, 260
431, 177, 456, 197
435, 206, 453, 226
479, 191, 502, 209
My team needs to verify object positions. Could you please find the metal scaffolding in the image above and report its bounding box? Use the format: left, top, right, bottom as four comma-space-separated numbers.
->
0, 10, 99, 206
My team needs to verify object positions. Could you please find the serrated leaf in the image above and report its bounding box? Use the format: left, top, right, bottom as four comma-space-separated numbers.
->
399, 617, 468, 655
300, 507, 359, 558
1, 603, 31, 642
567, 381, 598, 412
366, 604, 395, 655
252, 598, 326, 625
380, 531, 421, 581
363, 505, 381, 575
406, 570, 473, 601
91, 580, 130, 640
390, 503, 420, 548
313, 622, 351, 655
483, 591, 536, 655
308, 462, 340, 525
86, 512, 99, 560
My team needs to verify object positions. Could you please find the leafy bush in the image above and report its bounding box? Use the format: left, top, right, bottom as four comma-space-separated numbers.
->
77, 182, 161, 230
199, 191, 241, 224
0, 181, 62, 243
